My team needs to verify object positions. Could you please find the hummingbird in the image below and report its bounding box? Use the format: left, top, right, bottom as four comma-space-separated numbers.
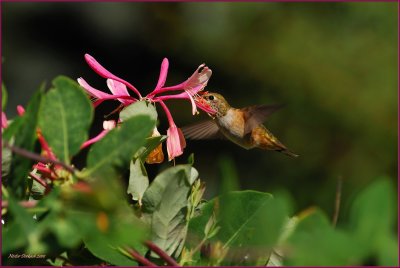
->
182, 92, 298, 157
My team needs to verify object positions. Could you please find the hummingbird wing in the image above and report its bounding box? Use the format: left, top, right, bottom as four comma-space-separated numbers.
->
243, 104, 284, 134
182, 120, 222, 140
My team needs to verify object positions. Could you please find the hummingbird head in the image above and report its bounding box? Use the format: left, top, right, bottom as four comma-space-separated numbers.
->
200, 92, 230, 117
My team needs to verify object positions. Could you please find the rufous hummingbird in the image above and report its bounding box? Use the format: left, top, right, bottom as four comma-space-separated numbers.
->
183, 92, 298, 157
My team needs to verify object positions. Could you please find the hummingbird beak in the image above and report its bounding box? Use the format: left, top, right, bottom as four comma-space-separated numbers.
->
194, 94, 217, 115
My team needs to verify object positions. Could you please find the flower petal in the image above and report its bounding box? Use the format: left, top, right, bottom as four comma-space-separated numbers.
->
2, 112, 8, 128
81, 120, 116, 149
103, 120, 116, 130
155, 58, 169, 90
166, 125, 186, 161
17, 105, 25, 116
77, 77, 112, 99
184, 64, 212, 93
186, 91, 198, 115
106, 79, 134, 105
81, 130, 109, 149
147, 62, 211, 97
84, 54, 142, 98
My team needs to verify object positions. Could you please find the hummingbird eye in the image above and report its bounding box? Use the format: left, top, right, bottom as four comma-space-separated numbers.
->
208, 95, 215, 101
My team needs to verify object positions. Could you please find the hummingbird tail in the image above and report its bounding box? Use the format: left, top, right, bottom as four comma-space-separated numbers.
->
278, 149, 299, 158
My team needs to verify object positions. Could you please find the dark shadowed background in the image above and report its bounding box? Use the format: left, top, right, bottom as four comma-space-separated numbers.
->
3, 2, 398, 220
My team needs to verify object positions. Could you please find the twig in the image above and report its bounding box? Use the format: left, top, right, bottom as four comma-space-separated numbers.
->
29, 172, 49, 189
145, 240, 180, 266
125, 247, 158, 266
4, 143, 76, 173
332, 176, 343, 227
2, 200, 38, 208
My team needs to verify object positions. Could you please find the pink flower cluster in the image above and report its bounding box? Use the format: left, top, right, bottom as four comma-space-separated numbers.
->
78, 54, 216, 161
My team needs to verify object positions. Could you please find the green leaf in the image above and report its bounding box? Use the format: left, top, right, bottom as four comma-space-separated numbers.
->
348, 178, 397, 265
284, 208, 365, 266
187, 191, 289, 265
128, 158, 149, 205
75, 209, 146, 266
83, 239, 139, 266
84, 115, 155, 179
3, 197, 46, 254
77, 210, 145, 266
218, 154, 240, 193
2, 82, 7, 110
119, 100, 157, 122
142, 165, 199, 257
2, 140, 12, 178
349, 178, 395, 244
38, 76, 93, 163
5, 90, 43, 198
139, 135, 166, 162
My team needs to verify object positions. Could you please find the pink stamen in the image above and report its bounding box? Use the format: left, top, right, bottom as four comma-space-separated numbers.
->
37, 130, 57, 161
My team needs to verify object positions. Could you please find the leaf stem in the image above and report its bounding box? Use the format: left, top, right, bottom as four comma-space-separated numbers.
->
124, 247, 158, 266
4, 143, 76, 173
145, 240, 180, 266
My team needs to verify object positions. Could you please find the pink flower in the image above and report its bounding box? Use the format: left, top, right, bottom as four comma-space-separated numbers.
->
81, 120, 116, 149
148, 60, 215, 115
159, 101, 186, 161
80, 54, 217, 161
84, 54, 142, 98
2, 112, 8, 129
17, 105, 25, 116
166, 125, 186, 161
77, 78, 136, 107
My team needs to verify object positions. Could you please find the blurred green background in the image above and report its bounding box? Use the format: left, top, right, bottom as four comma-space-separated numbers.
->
3, 2, 398, 219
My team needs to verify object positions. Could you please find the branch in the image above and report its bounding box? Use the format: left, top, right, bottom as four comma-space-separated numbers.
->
4, 143, 76, 173
125, 247, 158, 266
2, 200, 38, 208
29, 172, 49, 189
145, 240, 180, 266
332, 176, 343, 227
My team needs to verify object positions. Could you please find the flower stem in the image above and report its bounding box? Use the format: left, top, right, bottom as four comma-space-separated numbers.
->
144, 240, 180, 266
2, 200, 38, 208
148, 83, 185, 98
158, 100, 175, 127
124, 247, 158, 266
4, 143, 76, 174
29, 172, 49, 189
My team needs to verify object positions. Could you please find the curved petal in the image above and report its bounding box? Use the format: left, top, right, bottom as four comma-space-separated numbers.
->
166, 125, 186, 161
155, 58, 169, 90
107, 79, 134, 105
185, 91, 198, 115
84, 54, 142, 98
77, 77, 112, 99
184, 64, 212, 93
148, 63, 212, 98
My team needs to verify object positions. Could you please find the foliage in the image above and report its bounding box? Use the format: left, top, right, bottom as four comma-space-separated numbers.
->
2, 75, 398, 266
